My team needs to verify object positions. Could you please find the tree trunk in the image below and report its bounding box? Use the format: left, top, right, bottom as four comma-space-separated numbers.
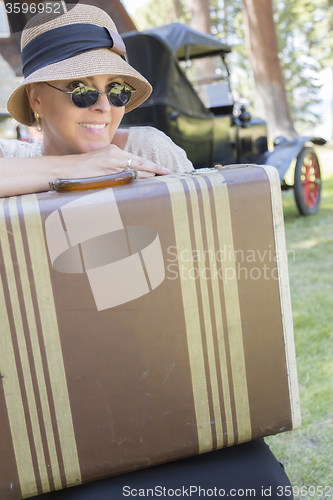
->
188, 0, 212, 33
173, 0, 184, 19
187, 0, 216, 92
329, 0, 333, 31
242, 0, 297, 139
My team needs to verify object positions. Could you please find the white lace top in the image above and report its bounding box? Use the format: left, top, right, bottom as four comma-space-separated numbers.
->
0, 126, 193, 173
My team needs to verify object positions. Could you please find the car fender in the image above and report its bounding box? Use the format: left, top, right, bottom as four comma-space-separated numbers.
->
256, 136, 326, 182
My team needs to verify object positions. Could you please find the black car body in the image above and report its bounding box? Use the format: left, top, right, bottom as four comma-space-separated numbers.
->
122, 23, 325, 215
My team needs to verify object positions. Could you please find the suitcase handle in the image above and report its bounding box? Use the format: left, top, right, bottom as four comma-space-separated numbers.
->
49, 168, 138, 192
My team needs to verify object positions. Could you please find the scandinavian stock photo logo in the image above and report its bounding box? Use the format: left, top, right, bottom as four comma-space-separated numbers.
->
165, 245, 295, 283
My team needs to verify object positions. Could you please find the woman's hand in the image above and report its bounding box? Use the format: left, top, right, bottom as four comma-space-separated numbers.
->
71, 144, 171, 179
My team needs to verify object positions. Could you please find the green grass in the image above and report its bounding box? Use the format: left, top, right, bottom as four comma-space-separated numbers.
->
265, 149, 333, 498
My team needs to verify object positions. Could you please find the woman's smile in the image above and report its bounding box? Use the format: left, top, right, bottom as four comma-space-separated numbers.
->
79, 122, 108, 131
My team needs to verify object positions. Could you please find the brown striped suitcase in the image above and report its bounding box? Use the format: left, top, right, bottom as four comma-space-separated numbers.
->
0, 164, 300, 499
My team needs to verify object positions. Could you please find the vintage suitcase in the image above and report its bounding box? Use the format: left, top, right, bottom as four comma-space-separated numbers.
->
0, 164, 300, 499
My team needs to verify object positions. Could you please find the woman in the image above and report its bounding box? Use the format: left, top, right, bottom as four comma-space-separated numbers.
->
0, 4, 193, 198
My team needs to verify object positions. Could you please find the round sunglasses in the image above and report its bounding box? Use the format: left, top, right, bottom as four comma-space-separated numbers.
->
44, 81, 136, 108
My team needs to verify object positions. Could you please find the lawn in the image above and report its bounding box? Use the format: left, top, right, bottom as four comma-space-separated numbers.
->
265, 147, 333, 499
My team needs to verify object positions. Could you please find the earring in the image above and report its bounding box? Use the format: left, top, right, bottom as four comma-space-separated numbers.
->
35, 111, 42, 132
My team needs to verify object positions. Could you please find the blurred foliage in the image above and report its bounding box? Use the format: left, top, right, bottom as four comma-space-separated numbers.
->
209, 1, 254, 108
274, 0, 333, 133
133, 0, 188, 30
130, 0, 333, 134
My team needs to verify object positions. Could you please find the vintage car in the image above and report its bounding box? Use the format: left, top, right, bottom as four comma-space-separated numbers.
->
121, 23, 325, 216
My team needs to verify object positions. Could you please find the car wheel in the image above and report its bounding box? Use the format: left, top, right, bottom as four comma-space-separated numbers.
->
294, 147, 321, 216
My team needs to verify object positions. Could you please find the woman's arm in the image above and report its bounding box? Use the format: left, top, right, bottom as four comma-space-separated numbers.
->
124, 127, 194, 173
0, 144, 171, 198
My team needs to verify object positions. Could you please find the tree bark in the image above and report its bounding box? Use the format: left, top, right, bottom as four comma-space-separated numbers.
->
188, 0, 212, 33
187, 0, 216, 90
242, 0, 297, 139
173, 0, 184, 19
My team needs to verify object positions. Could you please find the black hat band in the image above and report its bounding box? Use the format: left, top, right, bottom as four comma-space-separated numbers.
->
21, 23, 126, 78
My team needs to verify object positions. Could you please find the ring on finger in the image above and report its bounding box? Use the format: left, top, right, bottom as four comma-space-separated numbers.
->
126, 158, 132, 169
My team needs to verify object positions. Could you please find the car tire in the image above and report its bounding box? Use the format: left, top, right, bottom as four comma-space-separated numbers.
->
294, 147, 321, 216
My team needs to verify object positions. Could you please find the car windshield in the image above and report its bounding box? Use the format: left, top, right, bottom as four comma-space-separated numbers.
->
179, 55, 233, 109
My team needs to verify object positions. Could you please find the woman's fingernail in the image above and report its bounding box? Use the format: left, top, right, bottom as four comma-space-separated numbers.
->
162, 167, 171, 173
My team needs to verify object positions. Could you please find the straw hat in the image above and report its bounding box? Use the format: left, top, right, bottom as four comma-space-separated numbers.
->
7, 4, 152, 126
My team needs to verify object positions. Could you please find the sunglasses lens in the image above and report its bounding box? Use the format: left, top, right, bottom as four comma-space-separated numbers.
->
71, 87, 99, 108
108, 85, 132, 107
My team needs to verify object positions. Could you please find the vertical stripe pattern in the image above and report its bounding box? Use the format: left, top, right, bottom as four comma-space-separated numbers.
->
0, 195, 81, 497
162, 180, 213, 452
255, 165, 301, 430
194, 176, 234, 445
162, 174, 252, 449
209, 174, 252, 443
0, 197, 38, 498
